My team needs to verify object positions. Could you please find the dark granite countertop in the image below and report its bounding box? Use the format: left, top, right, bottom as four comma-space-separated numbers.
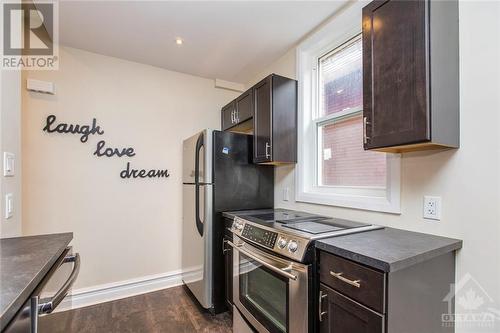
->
316, 227, 462, 273
0, 233, 73, 330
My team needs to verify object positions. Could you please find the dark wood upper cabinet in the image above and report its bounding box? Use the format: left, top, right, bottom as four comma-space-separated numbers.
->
362, 0, 459, 153
253, 74, 297, 164
221, 73, 297, 165
221, 101, 237, 131
221, 89, 254, 133
235, 89, 253, 123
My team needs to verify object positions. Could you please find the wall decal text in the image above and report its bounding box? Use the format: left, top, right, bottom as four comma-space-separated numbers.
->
120, 162, 170, 179
42, 115, 169, 180
94, 140, 136, 158
43, 114, 104, 143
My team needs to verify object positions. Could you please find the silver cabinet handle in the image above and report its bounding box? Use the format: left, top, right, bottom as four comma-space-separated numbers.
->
39, 253, 81, 314
319, 290, 328, 322
223, 239, 230, 254
330, 271, 361, 288
227, 240, 297, 280
363, 116, 371, 144
265, 142, 271, 159
231, 110, 235, 123
236, 110, 239, 123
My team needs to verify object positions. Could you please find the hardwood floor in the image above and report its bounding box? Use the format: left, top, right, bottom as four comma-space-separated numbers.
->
39, 286, 233, 333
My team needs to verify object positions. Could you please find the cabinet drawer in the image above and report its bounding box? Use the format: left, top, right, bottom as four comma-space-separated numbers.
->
319, 283, 384, 333
319, 252, 385, 313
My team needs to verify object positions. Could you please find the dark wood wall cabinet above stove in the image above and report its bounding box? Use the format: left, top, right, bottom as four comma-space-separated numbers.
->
221, 89, 254, 133
253, 74, 297, 165
362, 0, 459, 153
221, 73, 297, 165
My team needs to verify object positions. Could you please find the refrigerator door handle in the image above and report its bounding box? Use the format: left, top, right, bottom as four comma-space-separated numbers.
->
195, 133, 204, 236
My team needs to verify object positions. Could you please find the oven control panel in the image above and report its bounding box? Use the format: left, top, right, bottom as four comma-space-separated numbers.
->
231, 217, 309, 261
241, 224, 277, 249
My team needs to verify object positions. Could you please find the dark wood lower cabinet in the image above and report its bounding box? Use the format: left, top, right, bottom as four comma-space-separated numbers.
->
319, 284, 384, 333
318, 250, 457, 333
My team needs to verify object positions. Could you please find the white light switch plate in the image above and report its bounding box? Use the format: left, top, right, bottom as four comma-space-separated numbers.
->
423, 196, 441, 220
3, 152, 14, 177
5, 193, 13, 219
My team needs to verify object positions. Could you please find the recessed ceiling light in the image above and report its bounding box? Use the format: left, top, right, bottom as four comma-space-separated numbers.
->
175, 38, 183, 45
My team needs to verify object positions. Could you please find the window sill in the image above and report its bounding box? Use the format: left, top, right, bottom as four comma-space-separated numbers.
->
295, 190, 401, 214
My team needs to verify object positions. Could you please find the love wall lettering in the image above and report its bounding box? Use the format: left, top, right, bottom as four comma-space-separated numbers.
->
42, 114, 170, 179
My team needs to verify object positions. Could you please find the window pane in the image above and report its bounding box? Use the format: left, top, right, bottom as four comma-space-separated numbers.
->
319, 37, 362, 118
319, 114, 386, 187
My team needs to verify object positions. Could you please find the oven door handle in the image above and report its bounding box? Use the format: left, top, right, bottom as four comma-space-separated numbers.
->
227, 240, 297, 281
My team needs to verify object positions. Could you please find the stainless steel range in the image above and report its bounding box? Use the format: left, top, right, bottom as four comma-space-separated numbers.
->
227, 209, 382, 333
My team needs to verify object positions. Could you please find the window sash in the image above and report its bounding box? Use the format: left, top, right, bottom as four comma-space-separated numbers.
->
316, 34, 363, 120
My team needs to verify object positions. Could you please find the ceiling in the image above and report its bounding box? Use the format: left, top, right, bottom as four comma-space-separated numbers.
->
58, 1, 347, 84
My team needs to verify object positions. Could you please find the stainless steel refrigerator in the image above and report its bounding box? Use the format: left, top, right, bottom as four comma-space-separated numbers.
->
182, 129, 273, 313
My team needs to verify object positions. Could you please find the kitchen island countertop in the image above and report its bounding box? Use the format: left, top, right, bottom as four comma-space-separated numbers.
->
0, 233, 73, 331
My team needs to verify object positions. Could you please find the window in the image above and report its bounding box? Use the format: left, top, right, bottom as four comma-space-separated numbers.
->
296, 2, 400, 213
317, 36, 387, 188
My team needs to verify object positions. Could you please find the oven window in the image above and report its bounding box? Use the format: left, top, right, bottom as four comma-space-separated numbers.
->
239, 253, 288, 333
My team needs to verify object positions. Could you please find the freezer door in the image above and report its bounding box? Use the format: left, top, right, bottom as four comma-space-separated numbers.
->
181, 183, 213, 309
182, 129, 212, 184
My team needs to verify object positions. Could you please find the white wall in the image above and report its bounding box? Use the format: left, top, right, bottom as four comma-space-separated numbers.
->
248, 0, 500, 325
1, 69, 22, 238
22, 47, 238, 289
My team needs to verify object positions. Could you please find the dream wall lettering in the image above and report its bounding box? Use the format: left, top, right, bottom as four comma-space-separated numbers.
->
42, 115, 169, 180
120, 162, 170, 179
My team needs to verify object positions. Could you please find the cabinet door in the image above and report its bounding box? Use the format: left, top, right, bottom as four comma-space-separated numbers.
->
235, 89, 253, 123
319, 284, 384, 333
253, 76, 272, 163
362, 0, 429, 149
221, 101, 236, 131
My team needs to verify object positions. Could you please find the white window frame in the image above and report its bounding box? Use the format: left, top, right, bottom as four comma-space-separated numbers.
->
295, 1, 401, 214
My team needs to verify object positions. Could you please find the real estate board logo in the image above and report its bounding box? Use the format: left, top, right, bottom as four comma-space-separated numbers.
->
1, 1, 58, 70
442, 273, 500, 331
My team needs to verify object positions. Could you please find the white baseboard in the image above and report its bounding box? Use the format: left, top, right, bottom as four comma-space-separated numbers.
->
57, 269, 185, 312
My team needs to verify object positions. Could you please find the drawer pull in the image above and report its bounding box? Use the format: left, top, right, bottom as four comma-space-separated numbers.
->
330, 271, 361, 288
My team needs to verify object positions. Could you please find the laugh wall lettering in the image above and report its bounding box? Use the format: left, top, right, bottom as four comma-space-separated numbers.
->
42, 114, 170, 179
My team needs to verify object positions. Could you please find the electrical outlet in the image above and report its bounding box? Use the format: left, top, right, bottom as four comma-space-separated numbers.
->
283, 187, 290, 201
423, 196, 441, 220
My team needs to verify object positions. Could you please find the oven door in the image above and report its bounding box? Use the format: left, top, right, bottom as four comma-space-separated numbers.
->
230, 236, 309, 333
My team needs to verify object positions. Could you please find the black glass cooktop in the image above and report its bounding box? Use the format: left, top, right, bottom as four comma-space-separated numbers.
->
244, 210, 370, 235
283, 218, 369, 235
248, 211, 322, 223
283, 221, 341, 234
